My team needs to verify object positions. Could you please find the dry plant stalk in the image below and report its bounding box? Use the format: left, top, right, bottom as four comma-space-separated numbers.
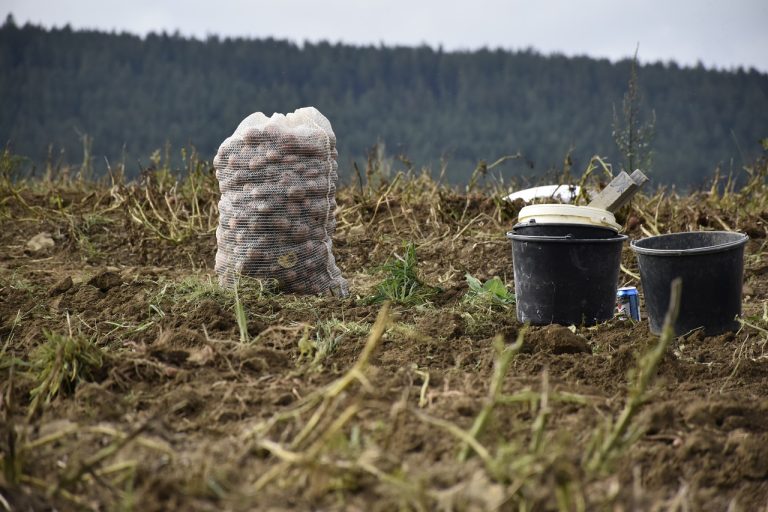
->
587, 278, 682, 473
458, 328, 527, 462
245, 302, 391, 493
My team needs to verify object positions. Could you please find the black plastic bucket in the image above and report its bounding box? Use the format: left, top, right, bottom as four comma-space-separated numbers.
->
508, 227, 628, 326
630, 231, 749, 336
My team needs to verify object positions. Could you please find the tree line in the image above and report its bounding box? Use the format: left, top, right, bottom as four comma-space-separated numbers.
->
1, 15, 767, 187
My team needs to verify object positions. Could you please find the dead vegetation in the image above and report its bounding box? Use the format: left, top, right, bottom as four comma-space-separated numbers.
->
1, 145, 768, 511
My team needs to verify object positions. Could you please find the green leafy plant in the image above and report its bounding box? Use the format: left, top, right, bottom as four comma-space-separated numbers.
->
369, 242, 438, 305
464, 274, 515, 308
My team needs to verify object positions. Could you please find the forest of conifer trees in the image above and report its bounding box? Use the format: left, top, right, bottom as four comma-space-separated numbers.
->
1, 16, 767, 186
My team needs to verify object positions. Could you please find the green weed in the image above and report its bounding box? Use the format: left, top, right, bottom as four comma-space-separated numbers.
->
234, 280, 249, 343
369, 242, 438, 305
463, 273, 515, 309
171, 275, 235, 305
300, 319, 371, 366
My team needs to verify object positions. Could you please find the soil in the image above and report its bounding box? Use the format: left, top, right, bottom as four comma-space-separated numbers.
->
1, 173, 767, 511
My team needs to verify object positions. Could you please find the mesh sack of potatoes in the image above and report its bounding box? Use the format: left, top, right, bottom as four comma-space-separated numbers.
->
213, 107, 348, 296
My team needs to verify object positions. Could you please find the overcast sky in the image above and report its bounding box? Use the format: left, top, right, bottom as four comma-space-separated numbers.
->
3, 0, 768, 72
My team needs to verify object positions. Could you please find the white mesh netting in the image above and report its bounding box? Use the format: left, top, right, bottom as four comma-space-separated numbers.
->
213, 107, 348, 296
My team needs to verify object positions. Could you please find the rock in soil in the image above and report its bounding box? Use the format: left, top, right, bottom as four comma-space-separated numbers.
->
25, 232, 54, 253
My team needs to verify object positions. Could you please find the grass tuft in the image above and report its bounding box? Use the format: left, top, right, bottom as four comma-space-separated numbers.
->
28, 328, 105, 417
369, 242, 439, 305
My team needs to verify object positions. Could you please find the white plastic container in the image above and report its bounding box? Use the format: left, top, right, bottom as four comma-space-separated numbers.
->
516, 204, 621, 232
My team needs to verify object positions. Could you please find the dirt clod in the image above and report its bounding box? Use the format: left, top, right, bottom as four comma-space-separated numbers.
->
48, 275, 73, 296
525, 325, 592, 355
88, 270, 123, 291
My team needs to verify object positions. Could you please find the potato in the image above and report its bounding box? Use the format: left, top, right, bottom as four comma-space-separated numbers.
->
228, 190, 247, 207
228, 215, 244, 230
290, 281, 308, 294
217, 138, 237, 160
274, 216, 291, 233
314, 176, 329, 191
286, 185, 305, 202
227, 153, 241, 170
308, 198, 329, 224
250, 216, 266, 231
304, 251, 326, 272
291, 134, 312, 153
291, 222, 310, 242
283, 269, 298, 285
243, 127, 263, 145
245, 243, 270, 263
301, 179, 318, 195
286, 201, 302, 218
248, 183, 269, 200
253, 199, 272, 216
213, 152, 224, 170
294, 162, 307, 175
302, 239, 320, 256
263, 124, 281, 139
310, 226, 326, 240
278, 169, 297, 186
248, 155, 263, 172
279, 133, 297, 151
272, 194, 289, 213
306, 282, 326, 295
236, 231, 250, 245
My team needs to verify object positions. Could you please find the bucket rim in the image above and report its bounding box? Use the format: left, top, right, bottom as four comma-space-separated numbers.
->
506, 231, 628, 243
511, 222, 619, 233
630, 231, 749, 256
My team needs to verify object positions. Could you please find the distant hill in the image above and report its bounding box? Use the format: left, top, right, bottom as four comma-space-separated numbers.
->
1, 16, 767, 186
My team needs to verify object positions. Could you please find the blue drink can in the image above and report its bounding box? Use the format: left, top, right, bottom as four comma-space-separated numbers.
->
616, 286, 640, 321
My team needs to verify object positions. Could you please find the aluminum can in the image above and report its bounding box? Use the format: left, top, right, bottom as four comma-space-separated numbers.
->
616, 286, 640, 321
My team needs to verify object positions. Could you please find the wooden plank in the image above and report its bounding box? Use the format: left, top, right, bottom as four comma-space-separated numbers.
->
587, 169, 648, 212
